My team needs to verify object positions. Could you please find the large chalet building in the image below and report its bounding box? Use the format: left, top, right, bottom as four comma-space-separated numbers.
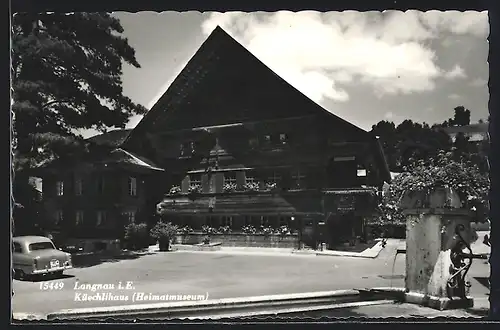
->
32, 26, 391, 251
122, 27, 391, 249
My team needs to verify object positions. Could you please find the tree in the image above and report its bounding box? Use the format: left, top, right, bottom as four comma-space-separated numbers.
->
12, 12, 147, 173
452, 106, 471, 127
371, 119, 452, 172
11, 13, 147, 218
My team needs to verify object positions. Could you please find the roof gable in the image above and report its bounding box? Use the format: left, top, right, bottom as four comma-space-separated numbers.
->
123, 26, 368, 148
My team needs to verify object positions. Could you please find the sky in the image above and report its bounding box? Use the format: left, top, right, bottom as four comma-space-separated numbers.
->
82, 10, 489, 138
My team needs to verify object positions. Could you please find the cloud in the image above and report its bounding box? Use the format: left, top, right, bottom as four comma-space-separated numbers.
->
444, 64, 467, 80
470, 77, 488, 87
200, 10, 487, 104
384, 112, 394, 120
418, 10, 489, 38
448, 93, 461, 100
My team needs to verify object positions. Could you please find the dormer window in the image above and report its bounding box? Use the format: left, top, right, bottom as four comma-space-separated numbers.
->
180, 141, 196, 156
56, 181, 64, 196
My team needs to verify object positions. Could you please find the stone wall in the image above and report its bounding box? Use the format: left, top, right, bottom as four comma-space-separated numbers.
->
174, 232, 299, 248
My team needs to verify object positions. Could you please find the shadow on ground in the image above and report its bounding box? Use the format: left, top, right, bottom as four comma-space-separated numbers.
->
71, 250, 157, 268
15, 273, 75, 282
474, 277, 490, 289
328, 240, 378, 253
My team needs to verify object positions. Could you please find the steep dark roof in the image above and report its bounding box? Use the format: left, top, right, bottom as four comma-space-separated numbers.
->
123, 26, 369, 146
86, 129, 133, 147
122, 26, 390, 183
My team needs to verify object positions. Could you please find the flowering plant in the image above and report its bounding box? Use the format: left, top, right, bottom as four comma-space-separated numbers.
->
275, 225, 292, 236
260, 226, 274, 236
218, 225, 232, 234
223, 182, 237, 193
377, 151, 489, 226
265, 182, 278, 191
177, 225, 194, 235
243, 182, 259, 191
201, 225, 219, 235
169, 185, 181, 194
188, 184, 202, 194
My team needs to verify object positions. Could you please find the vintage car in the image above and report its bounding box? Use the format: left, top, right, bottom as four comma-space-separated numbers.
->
12, 236, 73, 279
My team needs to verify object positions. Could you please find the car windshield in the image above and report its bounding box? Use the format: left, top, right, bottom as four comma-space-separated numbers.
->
28, 242, 55, 251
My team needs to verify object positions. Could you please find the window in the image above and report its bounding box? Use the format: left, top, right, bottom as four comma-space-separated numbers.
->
357, 169, 367, 177
280, 133, 288, 144
128, 177, 137, 196
224, 172, 237, 185
180, 141, 195, 156
13, 242, 22, 253
264, 135, 271, 143
54, 210, 64, 226
74, 176, 83, 196
76, 210, 84, 226
190, 175, 201, 185
291, 169, 307, 189
97, 176, 105, 195
29, 242, 55, 251
56, 181, 64, 196
267, 171, 282, 183
96, 211, 106, 226
123, 211, 136, 224
245, 173, 255, 184
244, 216, 252, 226
260, 216, 269, 226
279, 216, 289, 226
221, 216, 233, 227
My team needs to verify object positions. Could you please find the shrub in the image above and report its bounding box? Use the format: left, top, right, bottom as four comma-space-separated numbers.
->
378, 151, 489, 229
124, 222, 149, 250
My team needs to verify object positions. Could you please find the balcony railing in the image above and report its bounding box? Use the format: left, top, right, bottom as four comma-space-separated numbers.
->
167, 184, 378, 197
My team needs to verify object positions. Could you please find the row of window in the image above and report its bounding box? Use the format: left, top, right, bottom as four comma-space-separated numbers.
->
189, 169, 307, 188
56, 177, 138, 197
179, 133, 289, 156
53, 210, 136, 226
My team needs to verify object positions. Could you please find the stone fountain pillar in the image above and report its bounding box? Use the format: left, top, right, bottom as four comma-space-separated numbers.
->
400, 186, 475, 310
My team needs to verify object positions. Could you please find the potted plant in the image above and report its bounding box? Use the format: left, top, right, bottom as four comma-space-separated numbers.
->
150, 221, 178, 251
124, 222, 149, 250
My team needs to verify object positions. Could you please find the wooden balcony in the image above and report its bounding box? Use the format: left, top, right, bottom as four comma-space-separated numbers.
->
157, 187, 379, 217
